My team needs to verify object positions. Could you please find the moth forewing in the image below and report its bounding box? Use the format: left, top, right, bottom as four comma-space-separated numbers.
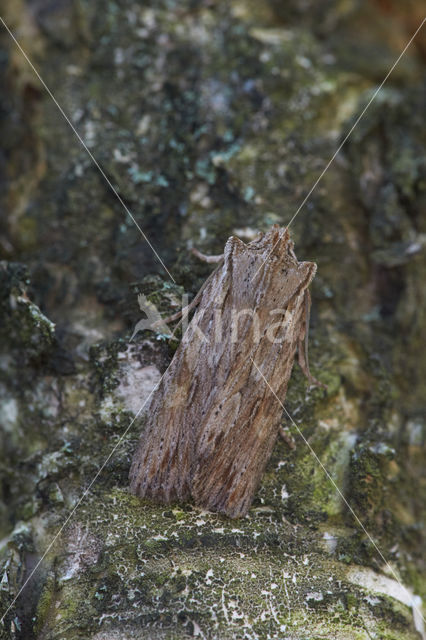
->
129, 258, 228, 501
129, 225, 319, 518
191, 268, 314, 517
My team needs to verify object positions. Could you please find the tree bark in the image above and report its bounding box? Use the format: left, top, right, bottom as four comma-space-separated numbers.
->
0, 1, 425, 638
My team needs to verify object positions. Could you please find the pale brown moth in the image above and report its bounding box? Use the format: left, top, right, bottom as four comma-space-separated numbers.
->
129, 225, 320, 518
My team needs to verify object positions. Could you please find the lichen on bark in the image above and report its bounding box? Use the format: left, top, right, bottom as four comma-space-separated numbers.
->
0, 1, 425, 638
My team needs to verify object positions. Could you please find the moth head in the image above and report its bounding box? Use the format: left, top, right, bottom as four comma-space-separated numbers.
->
249, 224, 286, 247
260, 227, 317, 285
251, 225, 295, 261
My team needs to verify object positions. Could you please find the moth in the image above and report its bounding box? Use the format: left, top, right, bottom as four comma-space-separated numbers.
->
129, 225, 320, 518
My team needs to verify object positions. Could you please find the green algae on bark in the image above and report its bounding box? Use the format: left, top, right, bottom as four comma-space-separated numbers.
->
26, 488, 424, 640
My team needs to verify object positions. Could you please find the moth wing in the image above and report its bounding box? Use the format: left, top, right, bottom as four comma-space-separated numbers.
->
190, 256, 314, 518
129, 262, 228, 504
129, 372, 193, 503
190, 381, 283, 518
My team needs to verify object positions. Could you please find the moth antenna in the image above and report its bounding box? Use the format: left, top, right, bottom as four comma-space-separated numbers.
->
191, 247, 223, 263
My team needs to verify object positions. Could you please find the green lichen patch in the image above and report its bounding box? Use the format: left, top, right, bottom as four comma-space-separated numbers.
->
27, 487, 422, 639
0, 262, 55, 366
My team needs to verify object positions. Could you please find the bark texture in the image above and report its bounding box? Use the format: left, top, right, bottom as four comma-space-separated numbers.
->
0, 1, 425, 638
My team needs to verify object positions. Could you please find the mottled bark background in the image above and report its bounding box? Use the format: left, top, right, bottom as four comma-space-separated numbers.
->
0, 1, 425, 639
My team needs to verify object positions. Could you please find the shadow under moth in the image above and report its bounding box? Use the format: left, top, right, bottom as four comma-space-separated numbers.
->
129, 225, 321, 518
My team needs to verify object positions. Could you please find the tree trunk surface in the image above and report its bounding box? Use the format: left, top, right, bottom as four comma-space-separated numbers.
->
0, 1, 425, 638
